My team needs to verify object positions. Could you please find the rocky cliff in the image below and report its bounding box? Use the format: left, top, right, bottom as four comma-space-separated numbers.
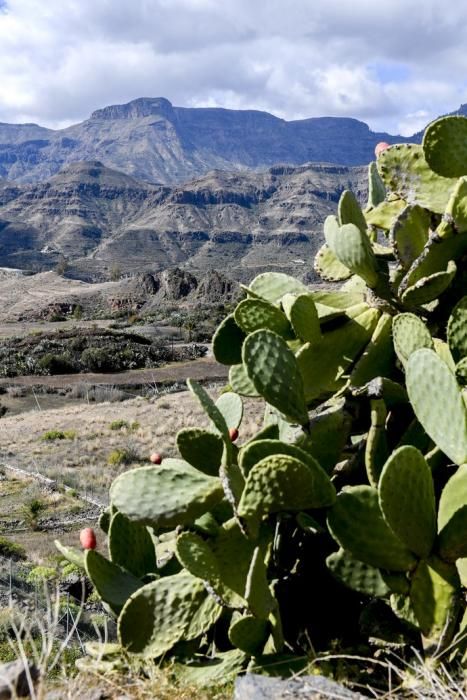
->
0, 160, 368, 281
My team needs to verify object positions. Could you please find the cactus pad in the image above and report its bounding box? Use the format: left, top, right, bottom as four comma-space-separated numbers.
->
54, 540, 85, 569
409, 556, 460, 641
422, 115, 467, 177
400, 260, 457, 306
229, 363, 260, 397
110, 461, 224, 529
242, 329, 309, 425
325, 222, 379, 288
248, 272, 307, 305
327, 486, 417, 572
447, 296, 467, 362
109, 512, 157, 579
176, 428, 223, 475
378, 446, 436, 558
390, 204, 430, 269
314, 244, 352, 282
281, 293, 321, 344
326, 549, 390, 597
118, 572, 207, 656
366, 161, 386, 209
229, 615, 269, 655
212, 314, 246, 365
377, 144, 457, 213
392, 313, 433, 367
215, 392, 243, 431
85, 550, 142, 615
338, 190, 368, 235
438, 505, 467, 562
350, 313, 393, 388
406, 349, 467, 465
238, 454, 335, 537
234, 299, 291, 337
245, 546, 275, 619
238, 439, 325, 477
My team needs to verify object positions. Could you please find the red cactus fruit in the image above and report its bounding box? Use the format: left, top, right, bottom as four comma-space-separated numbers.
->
150, 452, 162, 464
229, 427, 239, 442
375, 141, 390, 157
80, 527, 97, 550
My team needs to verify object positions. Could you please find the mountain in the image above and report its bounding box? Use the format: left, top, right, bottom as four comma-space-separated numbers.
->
0, 97, 413, 185
0, 160, 368, 282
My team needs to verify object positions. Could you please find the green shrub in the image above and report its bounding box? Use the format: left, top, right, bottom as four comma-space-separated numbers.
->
26, 566, 57, 585
107, 447, 137, 466
0, 536, 26, 560
109, 419, 129, 431
40, 429, 76, 441
37, 353, 76, 375
80, 347, 114, 372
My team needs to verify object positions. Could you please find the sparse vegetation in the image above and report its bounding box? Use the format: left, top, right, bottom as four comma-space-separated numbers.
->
0, 536, 26, 560
41, 429, 77, 441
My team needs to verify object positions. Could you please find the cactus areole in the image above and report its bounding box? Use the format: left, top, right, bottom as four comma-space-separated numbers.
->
56, 115, 467, 685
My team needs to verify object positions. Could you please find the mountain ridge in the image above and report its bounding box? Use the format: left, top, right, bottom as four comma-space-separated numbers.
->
0, 96, 416, 185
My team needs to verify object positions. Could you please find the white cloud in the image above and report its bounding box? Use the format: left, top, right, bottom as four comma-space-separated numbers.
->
0, 0, 466, 134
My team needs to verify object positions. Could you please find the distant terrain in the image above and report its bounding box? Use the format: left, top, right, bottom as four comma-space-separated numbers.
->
0, 161, 367, 280
0, 96, 415, 185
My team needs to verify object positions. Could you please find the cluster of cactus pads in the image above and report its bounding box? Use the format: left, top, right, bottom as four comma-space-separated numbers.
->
57, 116, 467, 683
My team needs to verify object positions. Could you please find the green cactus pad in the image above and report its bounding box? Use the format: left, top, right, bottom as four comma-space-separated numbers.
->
212, 314, 246, 365
350, 313, 393, 388
438, 505, 467, 562
234, 299, 291, 337
248, 272, 308, 305
447, 296, 467, 362
281, 293, 321, 344
390, 204, 430, 269
85, 550, 142, 615
176, 428, 223, 476
187, 379, 230, 442
326, 549, 390, 597
406, 349, 467, 465
352, 377, 408, 406
109, 512, 157, 579
433, 338, 456, 372
327, 486, 417, 572
242, 330, 309, 425
175, 531, 220, 584
314, 244, 352, 282
410, 556, 460, 641
110, 461, 224, 529
457, 558, 467, 587
185, 591, 223, 640
238, 455, 335, 537
392, 313, 433, 368
54, 540, 85, 569
229, 364, 260, 397
210, 518, 263, 604
98, 508, 111, 535
438, 464, 467, 532
118, 572, 207, 656
297, 306, 380, 402
364, 399, 389, 488
377, 144, 457, 214
229, 615, 269, 655
378, 446, 436, 559
325, 222, 379, 288
172, 650, 246, 687
337, 189, 368, 235
365, 198, 406, 230
442, 176, 467, 233
245, 546, 275, 619
304, 400, 351, 474
422, 115, 467, 178
238, 439, 326, 477
366, 161, 386, 210
401, 260, 457, 306
215, 392, 243, 431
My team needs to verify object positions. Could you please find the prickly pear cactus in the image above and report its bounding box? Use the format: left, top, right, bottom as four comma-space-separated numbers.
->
56, 115, 467, 683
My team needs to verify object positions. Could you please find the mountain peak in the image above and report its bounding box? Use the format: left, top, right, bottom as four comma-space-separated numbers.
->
90, 97, 175, 121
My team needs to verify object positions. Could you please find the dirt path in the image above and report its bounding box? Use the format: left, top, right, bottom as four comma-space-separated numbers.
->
0, 356, 228, 389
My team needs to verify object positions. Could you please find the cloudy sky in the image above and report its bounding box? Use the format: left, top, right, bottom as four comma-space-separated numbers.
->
0, 0, 465, 135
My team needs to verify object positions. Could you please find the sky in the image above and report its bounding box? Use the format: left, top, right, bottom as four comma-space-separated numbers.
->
0, 0, 466, 135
